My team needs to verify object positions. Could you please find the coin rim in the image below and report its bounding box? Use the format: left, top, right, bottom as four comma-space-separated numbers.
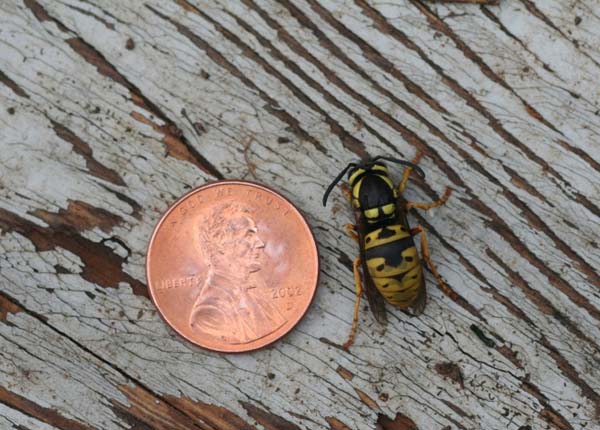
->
146, 180, 320, 353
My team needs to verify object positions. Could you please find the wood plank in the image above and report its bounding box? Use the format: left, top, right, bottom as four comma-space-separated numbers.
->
0, 0, 598, 429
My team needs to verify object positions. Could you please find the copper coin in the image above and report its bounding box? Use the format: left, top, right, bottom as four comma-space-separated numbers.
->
146, 180, 319, 352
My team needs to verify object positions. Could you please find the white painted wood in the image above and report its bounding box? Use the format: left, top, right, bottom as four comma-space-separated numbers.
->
0, 0, 598, 429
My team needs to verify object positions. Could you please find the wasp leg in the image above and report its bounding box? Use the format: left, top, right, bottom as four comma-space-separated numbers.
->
398, 152, 424, 193
343, 257, 363, 350
345, 223, 359, 243
406, 188, 452, 211
410, 226, 458, 301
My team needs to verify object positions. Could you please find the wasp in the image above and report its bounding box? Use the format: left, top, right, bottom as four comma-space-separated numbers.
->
322, 153, 453, 349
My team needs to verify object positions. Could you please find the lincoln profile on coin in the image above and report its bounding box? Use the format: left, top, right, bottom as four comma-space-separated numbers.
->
189, 202, 287, 344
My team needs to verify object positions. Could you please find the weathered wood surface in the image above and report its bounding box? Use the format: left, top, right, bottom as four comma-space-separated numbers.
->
0, 0, 599, 429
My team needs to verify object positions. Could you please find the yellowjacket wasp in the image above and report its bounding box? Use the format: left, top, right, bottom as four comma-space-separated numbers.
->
323, 154, 453, 349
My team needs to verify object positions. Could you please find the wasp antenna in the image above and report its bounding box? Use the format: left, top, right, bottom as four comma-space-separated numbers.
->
323, 163, 357, 206
372, 155, 425, 179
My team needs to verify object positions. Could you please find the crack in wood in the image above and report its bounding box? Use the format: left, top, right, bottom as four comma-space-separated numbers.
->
0, 69, 30, 99
0, 386, 93, 430
0, 207, 147, 298
406, 0, 560, 134
31, 200, 124, 234
23, 0, 223, 180
376, 412, 419, 430
149, 2, 329, 157
50, 120, 126, 186
240, 401, 302, 430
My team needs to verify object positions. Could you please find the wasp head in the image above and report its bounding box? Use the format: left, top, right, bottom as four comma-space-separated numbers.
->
322, 156, 425, 217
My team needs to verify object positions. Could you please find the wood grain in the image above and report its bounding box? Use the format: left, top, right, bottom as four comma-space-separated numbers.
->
0, 0, 598, 429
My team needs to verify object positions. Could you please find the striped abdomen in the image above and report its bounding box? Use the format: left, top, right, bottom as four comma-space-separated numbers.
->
364, 224, 423, 308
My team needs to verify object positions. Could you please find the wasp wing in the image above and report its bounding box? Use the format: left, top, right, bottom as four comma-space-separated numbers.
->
354, 210, 387, 325
396, 195, 427, 315
409, 271, 427, 315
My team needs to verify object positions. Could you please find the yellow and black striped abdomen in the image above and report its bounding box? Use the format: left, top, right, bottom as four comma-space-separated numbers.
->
364, 224, 423, 308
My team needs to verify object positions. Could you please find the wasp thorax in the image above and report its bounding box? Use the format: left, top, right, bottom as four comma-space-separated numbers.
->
348, 163, 397, 224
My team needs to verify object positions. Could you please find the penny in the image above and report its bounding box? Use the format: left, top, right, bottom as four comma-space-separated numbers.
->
146, 181, 319, 352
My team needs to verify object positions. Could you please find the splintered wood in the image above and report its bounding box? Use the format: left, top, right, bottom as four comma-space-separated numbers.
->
0, 0, 598, 429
